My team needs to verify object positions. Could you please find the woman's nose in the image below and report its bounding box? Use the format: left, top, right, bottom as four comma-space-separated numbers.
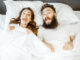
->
23, 15, 26, 17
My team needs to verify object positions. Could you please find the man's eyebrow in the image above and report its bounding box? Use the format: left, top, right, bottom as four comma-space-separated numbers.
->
27, 12, 31, 13
47, 9, 51, 11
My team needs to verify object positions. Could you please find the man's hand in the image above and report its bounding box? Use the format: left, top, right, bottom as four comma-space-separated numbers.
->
63, 35, 75, 50
63, 41, 73, 50
46, 43, 54, 52
70, 35, 75, 41
9, 26, 15, 30
42, 40, 54, 52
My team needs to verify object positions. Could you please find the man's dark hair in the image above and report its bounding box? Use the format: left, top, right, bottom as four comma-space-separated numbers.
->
41, 4, 56, 13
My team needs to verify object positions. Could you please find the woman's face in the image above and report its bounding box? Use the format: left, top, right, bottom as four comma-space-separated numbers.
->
42, 7, 55, 25
20, 9, 32, 25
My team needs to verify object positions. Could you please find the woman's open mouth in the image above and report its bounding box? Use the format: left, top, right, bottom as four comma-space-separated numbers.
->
22, 18, 27, 21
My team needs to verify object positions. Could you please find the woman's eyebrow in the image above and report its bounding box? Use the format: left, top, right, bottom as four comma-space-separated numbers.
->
27, 11, 31, 14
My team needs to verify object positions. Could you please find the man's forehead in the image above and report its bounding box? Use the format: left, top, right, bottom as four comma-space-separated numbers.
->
43, 7, 54, 12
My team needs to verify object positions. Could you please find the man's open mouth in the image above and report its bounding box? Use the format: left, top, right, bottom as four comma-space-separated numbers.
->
45, 17, 50, 22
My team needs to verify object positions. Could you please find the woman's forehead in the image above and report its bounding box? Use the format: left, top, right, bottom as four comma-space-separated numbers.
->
22, 9, 31, 13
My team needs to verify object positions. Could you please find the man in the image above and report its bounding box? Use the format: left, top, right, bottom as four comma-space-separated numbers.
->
38, 4, 74, 52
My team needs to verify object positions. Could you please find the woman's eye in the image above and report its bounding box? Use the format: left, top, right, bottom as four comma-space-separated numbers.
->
22, 13, 25, 15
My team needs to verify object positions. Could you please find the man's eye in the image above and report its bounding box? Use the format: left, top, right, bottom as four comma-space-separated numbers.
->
48, 12, 51, 14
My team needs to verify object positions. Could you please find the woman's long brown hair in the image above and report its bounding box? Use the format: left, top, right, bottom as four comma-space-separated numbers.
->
10, 7, 38, 35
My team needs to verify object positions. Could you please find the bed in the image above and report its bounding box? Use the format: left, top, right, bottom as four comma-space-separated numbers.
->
0, 1, 80, 60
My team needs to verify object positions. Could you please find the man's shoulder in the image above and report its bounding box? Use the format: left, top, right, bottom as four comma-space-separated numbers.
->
38, 26, 45, 30
38, 26, 57, 31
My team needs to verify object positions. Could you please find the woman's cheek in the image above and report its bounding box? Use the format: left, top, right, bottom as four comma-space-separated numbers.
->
21, 15, 24, 19
27, 18, 30, 23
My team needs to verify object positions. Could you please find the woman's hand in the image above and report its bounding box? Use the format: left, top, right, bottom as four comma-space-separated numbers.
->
26, 29, 31, 35
63, 41, 73, 50
9, 26, 15, 30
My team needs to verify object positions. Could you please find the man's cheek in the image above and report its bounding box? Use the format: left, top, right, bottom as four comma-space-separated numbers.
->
48, 14, 52, 18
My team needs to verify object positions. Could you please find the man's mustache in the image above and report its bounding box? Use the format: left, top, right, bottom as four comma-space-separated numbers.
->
45, 17, 51, 21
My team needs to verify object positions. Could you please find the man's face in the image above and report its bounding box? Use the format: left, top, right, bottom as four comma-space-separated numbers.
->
42, 7, 56, 25
20, 9, 32, 25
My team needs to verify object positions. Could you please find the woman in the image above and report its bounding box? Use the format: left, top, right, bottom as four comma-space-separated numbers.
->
9, 7, 38, 35
0, 8, 52, 60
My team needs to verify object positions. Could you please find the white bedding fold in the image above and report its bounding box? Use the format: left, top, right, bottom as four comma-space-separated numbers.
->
0, 27, 80, 60
0, 28, 53, 60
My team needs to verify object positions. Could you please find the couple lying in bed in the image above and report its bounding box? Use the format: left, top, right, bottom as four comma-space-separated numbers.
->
9, 4, 75, 52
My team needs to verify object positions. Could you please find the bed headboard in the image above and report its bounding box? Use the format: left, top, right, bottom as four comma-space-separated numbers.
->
0, 0, 80, 14
0, 0, 6, 14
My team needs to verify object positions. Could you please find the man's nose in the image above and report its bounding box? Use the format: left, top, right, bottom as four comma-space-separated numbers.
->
46, 14, 49, 17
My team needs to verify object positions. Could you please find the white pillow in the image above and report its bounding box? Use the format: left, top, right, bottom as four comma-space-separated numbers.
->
74, 11, 80, 20
4, 1, 80, 31
48, 3, 72, 13
45, 3, 80, 25
57, 8, 80, 25
0, 14, 6, 29
4, 1, 43, 30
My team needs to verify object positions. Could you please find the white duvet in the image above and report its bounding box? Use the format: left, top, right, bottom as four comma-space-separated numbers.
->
0, 25, 80, 60
0, 26, 53, 60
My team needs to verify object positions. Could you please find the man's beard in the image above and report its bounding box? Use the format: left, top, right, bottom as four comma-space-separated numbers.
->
43, 17, 58, 29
